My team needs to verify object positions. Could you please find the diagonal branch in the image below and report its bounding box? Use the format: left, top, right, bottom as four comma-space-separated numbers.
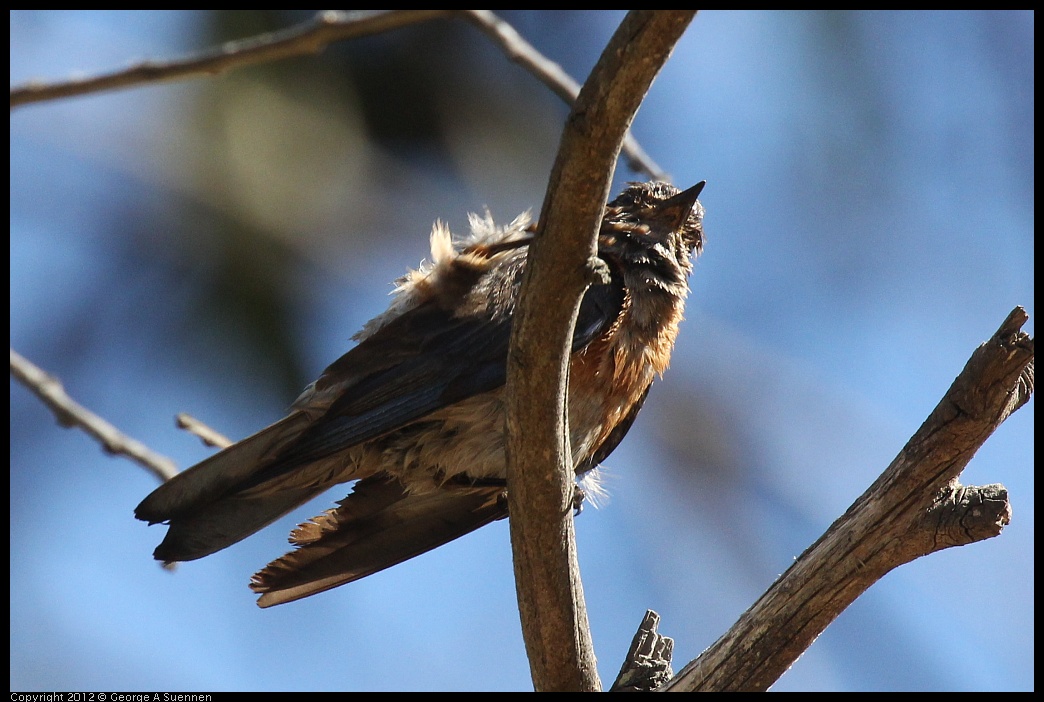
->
9, 11, 451, 108
503, 10, 697, 693
10, 348, 179, 482
458, 11, 666, 180
663, 306, 1034, 691
10, 10, 664, 178
175, 413, 233, 449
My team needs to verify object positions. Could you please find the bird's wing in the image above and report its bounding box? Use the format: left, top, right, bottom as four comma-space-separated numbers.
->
135, 269, 623, 563
247, 276, 627, 607
250, 475, 507, 607
246, 303, 516, 488
239, 271, 625, 492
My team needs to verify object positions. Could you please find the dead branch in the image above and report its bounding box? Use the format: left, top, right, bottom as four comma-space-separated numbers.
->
663, 307, 1033, 691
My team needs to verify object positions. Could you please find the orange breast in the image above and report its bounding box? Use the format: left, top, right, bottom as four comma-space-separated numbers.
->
568, 330, 655, 462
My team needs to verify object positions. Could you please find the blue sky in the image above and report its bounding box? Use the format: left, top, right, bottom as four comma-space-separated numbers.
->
11, 11, 1033, 692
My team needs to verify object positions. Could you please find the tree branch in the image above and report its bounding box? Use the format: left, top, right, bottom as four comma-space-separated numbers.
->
10, 10, 664, 179
503, 10, 696, 692
458, 11, 666, 180
663, 306, 1034, 691
175, 412, 233, 449
9, 11, 451, 108
10, 348, 179, 482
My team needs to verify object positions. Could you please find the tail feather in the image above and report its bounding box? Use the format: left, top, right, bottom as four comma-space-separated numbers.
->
136, 412, 333, 562
152, 488, 323, 562
251, 476, 507, 607
135, 413, 311, 524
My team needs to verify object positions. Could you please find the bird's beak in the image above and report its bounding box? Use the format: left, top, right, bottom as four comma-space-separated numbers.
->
650, 181, 705, 233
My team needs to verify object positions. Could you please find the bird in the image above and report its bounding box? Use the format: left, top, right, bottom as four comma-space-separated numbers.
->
135, 180, 706, 608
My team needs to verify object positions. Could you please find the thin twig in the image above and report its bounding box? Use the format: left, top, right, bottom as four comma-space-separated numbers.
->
459, 11, 666, 179
10, 10, 665, 179
9, 11, 451, 108
10, 348, 179, 482
175, 413, 233, 449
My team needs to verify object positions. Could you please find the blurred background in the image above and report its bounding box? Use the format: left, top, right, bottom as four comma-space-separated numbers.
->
10, 10, 1033, 692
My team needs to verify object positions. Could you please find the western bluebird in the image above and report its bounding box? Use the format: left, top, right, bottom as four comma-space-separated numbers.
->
135, 180, 706, 607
